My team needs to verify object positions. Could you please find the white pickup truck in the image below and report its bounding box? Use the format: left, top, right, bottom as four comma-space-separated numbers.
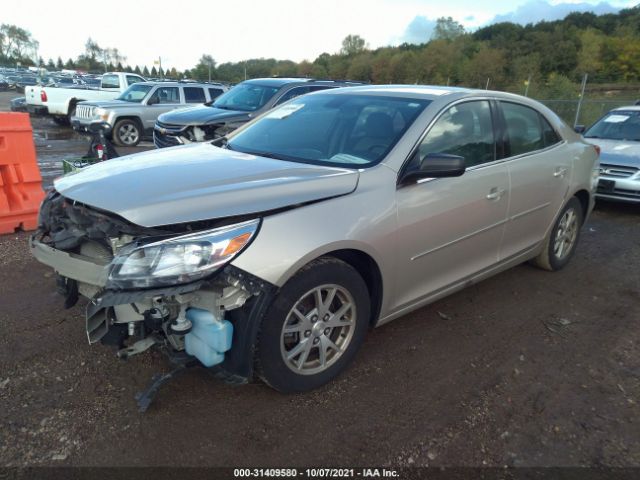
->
38, 72, 146, 123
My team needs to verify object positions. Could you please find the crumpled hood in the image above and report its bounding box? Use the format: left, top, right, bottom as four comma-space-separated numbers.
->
54, 144, 359, 227
585, 138, 640, 168
159, 105, 250, 126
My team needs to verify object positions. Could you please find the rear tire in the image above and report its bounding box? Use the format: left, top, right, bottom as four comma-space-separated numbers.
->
256, 257, 370, 393
532, 196, 583, 271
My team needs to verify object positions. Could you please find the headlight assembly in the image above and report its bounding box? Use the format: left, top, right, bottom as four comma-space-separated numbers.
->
94, 107, 108, 121
107, 219, 260, 289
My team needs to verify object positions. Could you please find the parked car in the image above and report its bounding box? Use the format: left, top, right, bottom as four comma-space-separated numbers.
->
10, 96, 27, 112
35, 72, 146, 124
31, 85, 598, 396
15, 76, 38, 93
154, 77, 364, 148
580, 106, 640, 203
53, 76, 77, 88
6, 75, 21, 90
0, 76, 8, 91
71, 81, 228, 146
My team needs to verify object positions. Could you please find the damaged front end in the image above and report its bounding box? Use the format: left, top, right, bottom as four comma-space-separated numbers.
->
31, 190, 274, 393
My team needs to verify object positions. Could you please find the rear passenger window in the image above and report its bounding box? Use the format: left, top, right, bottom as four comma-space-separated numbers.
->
540, 114, 561, 147
417, 100, 495, 168
184, 87, 206, 104
502, 102, 545, 156
208, 88, 224, 100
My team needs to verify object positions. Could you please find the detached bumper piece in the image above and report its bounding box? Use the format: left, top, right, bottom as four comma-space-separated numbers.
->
30, 237, 109, 287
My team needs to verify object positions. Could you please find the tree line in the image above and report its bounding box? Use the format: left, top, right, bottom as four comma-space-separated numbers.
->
2, 5, 639, 99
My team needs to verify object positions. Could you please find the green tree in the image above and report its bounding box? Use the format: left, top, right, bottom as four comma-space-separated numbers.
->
190, 54, 217, 80
432, 17, 465, 41
56, 56, 64, 69
142, 65, 150, 77
462, 44, 507, 88
346, 53, 373, 81
0, 24, 39, 60
340, 35, 367, 56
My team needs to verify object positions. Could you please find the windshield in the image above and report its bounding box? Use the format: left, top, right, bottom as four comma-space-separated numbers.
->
585, 110, 640, 141
227, 93, 431, 168
116, 84, 154, 103
212, 82, 279, 112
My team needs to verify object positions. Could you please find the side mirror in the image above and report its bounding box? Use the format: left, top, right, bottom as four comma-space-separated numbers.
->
400, 153, 466, 186
574, 125, 586, 134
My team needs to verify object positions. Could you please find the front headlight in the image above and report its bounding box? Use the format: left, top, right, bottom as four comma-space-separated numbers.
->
107, 219, 260, 289
94, 107, 108, 121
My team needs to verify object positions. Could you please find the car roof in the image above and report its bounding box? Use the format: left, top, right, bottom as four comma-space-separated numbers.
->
312, 84, 570, 105
134, 81, 221, 87
243, 77, 363, 88
612, 105, 640, 112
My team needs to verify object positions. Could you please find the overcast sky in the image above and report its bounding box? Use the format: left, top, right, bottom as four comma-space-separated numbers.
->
3, 0, 636, 71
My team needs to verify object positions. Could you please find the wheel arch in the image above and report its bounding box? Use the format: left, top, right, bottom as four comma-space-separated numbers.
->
67, 98, 85, 116
572, 189, 590, 225
281, 248, 384, 328
114, 115, 143, 127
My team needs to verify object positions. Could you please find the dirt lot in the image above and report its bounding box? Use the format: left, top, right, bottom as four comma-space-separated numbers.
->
0, 91, 639, 469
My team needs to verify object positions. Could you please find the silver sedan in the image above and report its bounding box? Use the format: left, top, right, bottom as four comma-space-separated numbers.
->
581, 106, 640, 203
32, 85, 599, 396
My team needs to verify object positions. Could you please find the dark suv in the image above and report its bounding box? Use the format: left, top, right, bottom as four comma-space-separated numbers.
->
153, 77, 363, 148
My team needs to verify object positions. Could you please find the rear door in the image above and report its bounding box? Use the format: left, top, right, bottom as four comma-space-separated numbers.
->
394, 100, 510, 310
498, 101, 569, 259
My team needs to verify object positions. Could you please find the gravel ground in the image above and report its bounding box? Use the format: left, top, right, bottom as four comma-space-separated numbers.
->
0, 91, 639, 469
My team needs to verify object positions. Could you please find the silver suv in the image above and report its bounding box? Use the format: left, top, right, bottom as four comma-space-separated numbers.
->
71, 81, 228, 146
32, 85, 598, 398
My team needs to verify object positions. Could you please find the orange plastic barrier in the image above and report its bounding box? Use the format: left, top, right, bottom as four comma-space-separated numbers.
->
0, 113, 45, 234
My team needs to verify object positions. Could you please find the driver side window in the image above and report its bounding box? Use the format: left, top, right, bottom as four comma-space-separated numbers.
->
413, 101, 495, 170
148, 86, 180, 104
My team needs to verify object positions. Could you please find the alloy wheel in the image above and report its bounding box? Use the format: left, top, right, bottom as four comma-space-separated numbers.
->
280, 284, 356, 375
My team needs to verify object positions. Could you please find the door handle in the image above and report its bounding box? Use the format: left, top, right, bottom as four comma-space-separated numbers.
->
554, 167, 568, 178
486, 188, 505, 201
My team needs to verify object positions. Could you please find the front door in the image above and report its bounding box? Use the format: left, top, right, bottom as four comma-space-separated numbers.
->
394, 100, 510, 311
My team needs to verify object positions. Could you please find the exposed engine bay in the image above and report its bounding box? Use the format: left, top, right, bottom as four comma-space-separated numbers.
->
31, 190, 274, 407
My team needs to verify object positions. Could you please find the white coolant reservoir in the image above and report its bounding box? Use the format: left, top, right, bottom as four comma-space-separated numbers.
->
184, 308, 233, 367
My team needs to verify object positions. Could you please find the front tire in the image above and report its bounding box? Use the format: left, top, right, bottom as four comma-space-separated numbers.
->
256, 257, 370, 393
113, 119, 141, 147
532, 196, 583, 271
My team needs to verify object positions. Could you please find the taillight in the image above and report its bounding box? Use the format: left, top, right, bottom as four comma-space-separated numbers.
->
96, 144, 104, 160
40, 90, 47, 102
593, 145, 601, 156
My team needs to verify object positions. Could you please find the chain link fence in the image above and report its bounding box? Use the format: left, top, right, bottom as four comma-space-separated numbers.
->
537, 99, 636, 128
